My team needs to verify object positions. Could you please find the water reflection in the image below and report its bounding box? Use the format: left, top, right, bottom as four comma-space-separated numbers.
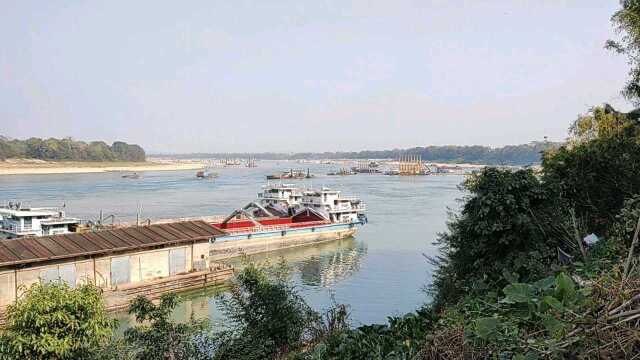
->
297, 239, 366, 288
114, 237, 367, 331
113, 285, 226, 334
222, 237, 367, 289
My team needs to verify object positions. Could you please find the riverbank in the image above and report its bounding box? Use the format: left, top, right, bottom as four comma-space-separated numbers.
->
0, 159, 206, 175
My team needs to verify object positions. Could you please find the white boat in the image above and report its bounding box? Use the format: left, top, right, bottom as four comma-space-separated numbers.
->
0, 203, 80, 239
209, 185, 367, 260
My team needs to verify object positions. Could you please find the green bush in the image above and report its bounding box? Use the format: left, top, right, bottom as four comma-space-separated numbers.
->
121, 293, 211, 360
302, 309, 435, 360
542, 135, 640, 235
0, 282, 115, 360
212, 261, 319, 359
429, 167, 562, 308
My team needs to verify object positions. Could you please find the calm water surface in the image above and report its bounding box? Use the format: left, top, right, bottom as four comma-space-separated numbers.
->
0, 162, 463, 326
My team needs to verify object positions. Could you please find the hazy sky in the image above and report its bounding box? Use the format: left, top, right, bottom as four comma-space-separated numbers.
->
0, 1, 632, 153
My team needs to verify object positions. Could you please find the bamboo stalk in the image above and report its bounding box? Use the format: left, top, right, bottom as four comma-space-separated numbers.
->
623, 215, 640, 282
571, 209, 587, 261
608, 293, 640, 316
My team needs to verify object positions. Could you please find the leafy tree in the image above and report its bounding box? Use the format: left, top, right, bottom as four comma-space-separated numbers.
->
111, 141, 146, 162
568, 105, 635, 144
213, 261, 319, 359
122, 293, 211, 360
607, 0, 640, 104
429, 168, 562, 308
0, 136, 146, 162
0, 282, 115, 360
543, 110, 640, 234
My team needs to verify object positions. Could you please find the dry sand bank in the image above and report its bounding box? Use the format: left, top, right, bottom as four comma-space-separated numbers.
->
0, 159, 206, 175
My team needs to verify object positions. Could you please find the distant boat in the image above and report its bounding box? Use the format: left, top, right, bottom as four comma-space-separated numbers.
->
266, 168, 314, 180
246, 158, 258, 168
327, 168, 357, 176
196, 170, 218, 180
122, 173, 140, 179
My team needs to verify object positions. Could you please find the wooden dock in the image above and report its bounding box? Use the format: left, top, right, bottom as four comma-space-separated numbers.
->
103, 263, 234, 312
0, 264, 234, 325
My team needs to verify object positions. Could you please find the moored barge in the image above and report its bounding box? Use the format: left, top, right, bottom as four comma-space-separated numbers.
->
208, 185, 367, 260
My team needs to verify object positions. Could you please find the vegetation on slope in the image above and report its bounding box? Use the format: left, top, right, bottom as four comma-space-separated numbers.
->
0, 137, 146, 162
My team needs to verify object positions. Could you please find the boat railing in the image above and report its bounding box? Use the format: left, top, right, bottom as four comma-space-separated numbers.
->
328, 202, 366, 212
1, 223, 18, 232
221, 221, 332, 235
223, 224, 290, 235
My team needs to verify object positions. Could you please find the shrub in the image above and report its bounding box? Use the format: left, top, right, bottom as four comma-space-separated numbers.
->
429, 168, 562, 307
212, 261, 319, 359
122, 293, 211, 360
0, 282, 115, 360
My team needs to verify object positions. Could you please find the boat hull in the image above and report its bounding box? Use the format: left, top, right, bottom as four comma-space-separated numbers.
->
209, 222, 361, 260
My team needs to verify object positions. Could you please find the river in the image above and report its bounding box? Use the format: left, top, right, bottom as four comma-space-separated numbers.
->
0, 161, 463, 326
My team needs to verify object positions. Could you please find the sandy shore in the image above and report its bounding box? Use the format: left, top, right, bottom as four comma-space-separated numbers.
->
0, 160, 206, 175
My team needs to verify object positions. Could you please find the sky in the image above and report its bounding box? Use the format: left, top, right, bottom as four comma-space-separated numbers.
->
0, 1, 633, 153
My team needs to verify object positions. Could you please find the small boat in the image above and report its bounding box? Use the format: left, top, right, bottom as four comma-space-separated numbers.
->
327, 168, 357, 176
266, 168, 314, 180
122, 173, 140, 179
196, 170, 218, 179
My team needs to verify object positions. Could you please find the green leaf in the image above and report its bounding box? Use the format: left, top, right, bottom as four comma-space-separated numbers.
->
503, 283, 535, 303
532, 276, 555, 292
514, 352, 540, 360
542, 296, 564, 312
554, 273, 576, 303
474, 317, 499, 340
541, 314, 565, 337
502, 269, 519, 284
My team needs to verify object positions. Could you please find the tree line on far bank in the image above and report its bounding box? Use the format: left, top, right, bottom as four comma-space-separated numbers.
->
164, 141, 560, 166
0, 136, 146, 162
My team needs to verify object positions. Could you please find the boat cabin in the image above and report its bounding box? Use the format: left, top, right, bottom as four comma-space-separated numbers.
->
257, 184, 303, 213
301, 188, 365, 223
0, 204, 80, 239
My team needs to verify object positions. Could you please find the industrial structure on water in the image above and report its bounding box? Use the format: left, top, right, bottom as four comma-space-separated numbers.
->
0, 185, 367, 313
398, 154, 428, 175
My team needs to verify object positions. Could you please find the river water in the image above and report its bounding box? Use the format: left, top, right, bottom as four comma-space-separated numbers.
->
0, 161, 463, 326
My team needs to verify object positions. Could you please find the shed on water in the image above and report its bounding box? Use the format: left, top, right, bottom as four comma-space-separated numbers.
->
0, 220, 227, 308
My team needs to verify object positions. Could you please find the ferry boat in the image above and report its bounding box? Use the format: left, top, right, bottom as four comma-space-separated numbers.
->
0, 203, 80, 239
208, 185, 367, 260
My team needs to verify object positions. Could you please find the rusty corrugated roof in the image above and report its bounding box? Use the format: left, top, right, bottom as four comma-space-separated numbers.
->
0, 220, 226, 267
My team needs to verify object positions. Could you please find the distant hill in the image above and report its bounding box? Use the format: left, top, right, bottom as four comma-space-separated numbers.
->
0, 136, 146, 162
156, 141, 561, 166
